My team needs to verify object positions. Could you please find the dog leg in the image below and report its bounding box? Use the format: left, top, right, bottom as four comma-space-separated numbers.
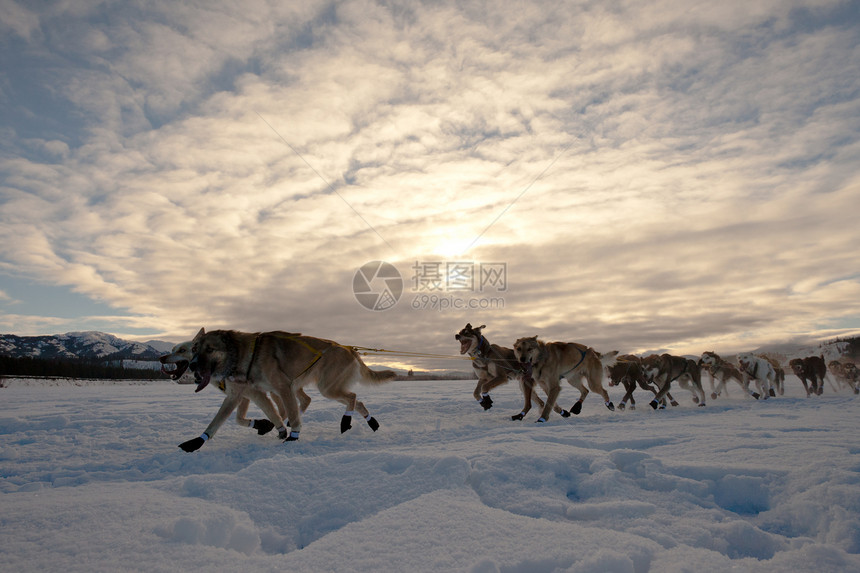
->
649, 378, 667, 409
473, 374, 494, 409
281, 388, 303, 442
296, 388, 312, 413
587, 376, 615, 412
618, 378, 635, 411
512, 377, 535, 421
234, 397, 253, 427
479, 373, 510, 411
536, 383, 562, 422
245, 389, 288, 436
353, 400, 380, 431
179, 388, 245, 452
473, 377, 492, 409
711, 375, 726, 400
568, 381, 589, 416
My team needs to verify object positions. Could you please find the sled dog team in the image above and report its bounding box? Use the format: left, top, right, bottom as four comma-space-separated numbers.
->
162, 324, 859, 452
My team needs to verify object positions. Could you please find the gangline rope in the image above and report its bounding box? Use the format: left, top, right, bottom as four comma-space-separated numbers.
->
349, 346, 474, 361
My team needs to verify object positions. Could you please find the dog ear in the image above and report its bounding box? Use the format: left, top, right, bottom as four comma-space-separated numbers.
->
194, 327, 205, 341
465, 323, 472, 329
475, 324, 486, 332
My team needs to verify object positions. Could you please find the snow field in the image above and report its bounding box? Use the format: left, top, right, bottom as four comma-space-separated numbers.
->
0, 376, 859, 572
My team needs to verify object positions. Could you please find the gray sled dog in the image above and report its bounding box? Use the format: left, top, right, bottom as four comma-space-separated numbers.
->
606, 355, 672, 410
455, 323, 568, 420
161, 338, 294, 438
642, 353, 707, 408
512, 336, 618, 422
180, 328, 396, 451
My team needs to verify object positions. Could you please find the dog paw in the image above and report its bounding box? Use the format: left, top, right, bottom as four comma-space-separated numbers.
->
479, 395, 493, 410
511, 412, 525, 421
178, 437, 205, 452
649, 399, 659, 410
670, 401, 679, 407
570, 401, 583, 415
605, 401, 615, 412
751, 392, 760, 400
252, 419, 275, 435
769, 389, 776, 397
535, 417, 546, 423
367, 417, 380, 432
618, 402, 626, 411
283, 431, 300, 442
561, 410, 571, 418
698, 403, 706, 407
340, 415, 353, 433
711, 393, 718, 400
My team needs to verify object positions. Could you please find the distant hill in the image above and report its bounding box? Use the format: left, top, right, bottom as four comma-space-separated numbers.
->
751, 336, 860, 365
0, 331, 172, 362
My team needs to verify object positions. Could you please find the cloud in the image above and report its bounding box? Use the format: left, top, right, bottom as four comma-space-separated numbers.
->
1, 0, 859, 361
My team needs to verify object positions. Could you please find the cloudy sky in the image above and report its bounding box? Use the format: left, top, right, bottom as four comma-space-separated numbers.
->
1, 0, 859, 369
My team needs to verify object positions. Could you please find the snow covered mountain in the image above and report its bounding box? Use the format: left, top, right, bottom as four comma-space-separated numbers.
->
0, 331, 172, 361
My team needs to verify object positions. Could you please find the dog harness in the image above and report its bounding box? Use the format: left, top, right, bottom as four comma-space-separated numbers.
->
244, 333, 333, 382
558, 347, 588, 380
667, 359, 689, 384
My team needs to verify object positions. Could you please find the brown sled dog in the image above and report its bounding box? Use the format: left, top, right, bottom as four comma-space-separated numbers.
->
513, 336, 618, 422
180, 328, 396, 451
455, 323, 568, 420
161, 338, 298, 437
698, 351, 745, 400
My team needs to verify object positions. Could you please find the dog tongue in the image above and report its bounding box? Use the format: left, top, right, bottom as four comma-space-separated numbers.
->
194, 372, 211, 393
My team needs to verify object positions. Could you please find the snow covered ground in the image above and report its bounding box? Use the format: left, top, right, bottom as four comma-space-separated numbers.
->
1, 375, 859, 572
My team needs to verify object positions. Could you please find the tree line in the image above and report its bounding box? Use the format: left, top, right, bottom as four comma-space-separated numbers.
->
0, 355, 164, 380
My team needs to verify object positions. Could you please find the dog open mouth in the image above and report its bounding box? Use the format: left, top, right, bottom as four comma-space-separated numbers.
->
520, 360, 534, 378
160, 359, 189, 380
458, 337, 472, 354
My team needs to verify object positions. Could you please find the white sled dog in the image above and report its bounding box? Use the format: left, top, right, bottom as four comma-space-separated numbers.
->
736, 352, 776, 399
513, 336, 618, 422
179, 328, 396, 451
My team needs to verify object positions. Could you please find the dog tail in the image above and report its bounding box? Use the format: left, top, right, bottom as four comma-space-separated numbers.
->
359, 362, 398, 385
352, 350, 397, 384
599, 350, 619, 370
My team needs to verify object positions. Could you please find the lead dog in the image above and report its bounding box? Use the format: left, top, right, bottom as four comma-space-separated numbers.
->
642, 354, 706, 408
161, 338, 295, 439
455, 323, 568, 420
513, 336, 618, 422
181, 328, 396, 451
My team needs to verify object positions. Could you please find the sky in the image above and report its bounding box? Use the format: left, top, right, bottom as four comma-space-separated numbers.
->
1, 0, 859, 370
